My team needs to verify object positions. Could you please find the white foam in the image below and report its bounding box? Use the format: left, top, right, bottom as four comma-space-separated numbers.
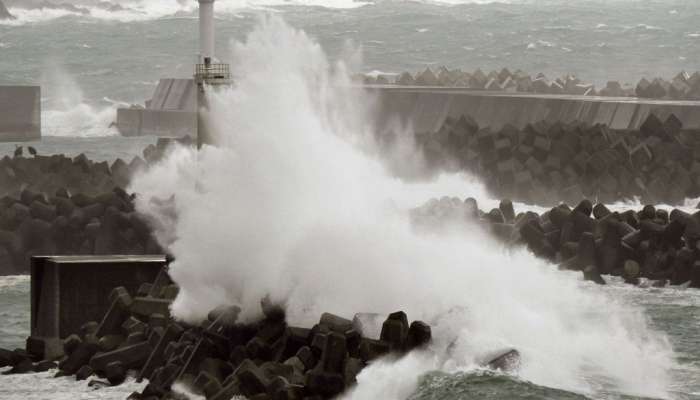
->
0, 275, 29, 289
39, 62, 118, 137
0, 369, 145, 400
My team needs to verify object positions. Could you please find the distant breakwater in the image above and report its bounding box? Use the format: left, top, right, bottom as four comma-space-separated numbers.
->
361, 67, 700, 100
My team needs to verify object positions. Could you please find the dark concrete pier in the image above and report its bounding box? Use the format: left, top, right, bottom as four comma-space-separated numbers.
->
30, 255, 166, 339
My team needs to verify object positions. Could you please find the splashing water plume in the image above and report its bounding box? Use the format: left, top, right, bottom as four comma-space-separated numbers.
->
40, 63, 118, 137
131, 15, 676, 400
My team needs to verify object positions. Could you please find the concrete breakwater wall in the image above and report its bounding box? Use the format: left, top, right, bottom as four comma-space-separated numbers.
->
0, 86, 40, 142
413, 197, 700, 288
0, 0, 13, 20
367, 86, 700, 134
116, 77, 700, 140
116, 79, 196, 138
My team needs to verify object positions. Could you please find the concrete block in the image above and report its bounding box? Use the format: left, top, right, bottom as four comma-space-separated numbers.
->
0, 1, 13, 20
234, 359, 270, 397
96, 291, 133, 337
31, 255, 165, 339
130, 297, 172, 318
26, 336, 64, 360
295, 346, 316, 371
63, 334, 82, 355
0, 86, 40, 141
306, 370, 345, 397
485, 349, 521, 372
358, 339, 390, 362
319, 332, 347, 374
75, 365, 93, 381
319, 313, 353, 334
106, 361, 126, 386
98, 335, 125, 353
90, 341, 152, 373
58, 342, 99, 375
406, 321, 432, 350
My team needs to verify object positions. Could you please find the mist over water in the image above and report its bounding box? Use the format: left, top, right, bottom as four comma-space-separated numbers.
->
129, 15, 679, 400
40, 64, 118, 137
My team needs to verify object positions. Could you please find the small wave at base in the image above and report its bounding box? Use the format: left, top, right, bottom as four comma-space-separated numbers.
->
408, 370, 676, 400
41, 103, 118, 138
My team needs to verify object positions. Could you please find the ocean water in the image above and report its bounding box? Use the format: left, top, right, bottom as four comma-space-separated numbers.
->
2, 1, 700, 400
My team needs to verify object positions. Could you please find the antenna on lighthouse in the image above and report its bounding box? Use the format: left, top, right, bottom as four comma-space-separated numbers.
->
195, 0, 231, 147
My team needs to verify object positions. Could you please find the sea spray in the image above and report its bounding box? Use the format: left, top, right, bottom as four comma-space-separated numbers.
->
131, 15, 675, 399
40, 62, 118, 137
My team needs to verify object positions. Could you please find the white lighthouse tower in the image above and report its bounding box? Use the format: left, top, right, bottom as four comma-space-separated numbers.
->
195, 0, 231, 146
198, 0, 215, 63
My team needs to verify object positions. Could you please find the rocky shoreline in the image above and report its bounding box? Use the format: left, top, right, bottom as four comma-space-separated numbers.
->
1, 125, 700, 398
0, 138, 189, 275
361, 67, 700, 100
0, 261, 525, 400
411, 112, 699, 206
0, 267, 437, 399
413, 196, 700, 287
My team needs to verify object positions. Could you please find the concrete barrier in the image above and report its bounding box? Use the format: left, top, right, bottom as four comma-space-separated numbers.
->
0, 0, 13, 20
30, 255, 166, 339
116, 108, 196, 138
117, 79, 196, 138
366, 86, 700, 135
0, 86, 41, 141
117, 81, 700, 140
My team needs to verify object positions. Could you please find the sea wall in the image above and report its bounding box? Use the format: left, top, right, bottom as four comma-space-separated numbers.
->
367, 86, 700, 134
116, 78, 700, 140
0, 86, 40, 142
0, 0, 12, 20
116, 79, 196, 138
116, 109, 196, 138
30, 255, 166, 339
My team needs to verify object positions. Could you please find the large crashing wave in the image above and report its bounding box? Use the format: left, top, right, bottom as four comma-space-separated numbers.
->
130, 15, 676, 400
